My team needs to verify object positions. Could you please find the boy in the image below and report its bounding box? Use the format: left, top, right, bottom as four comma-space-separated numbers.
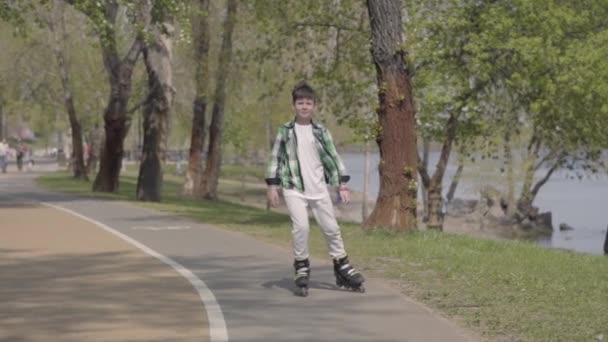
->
265, 81, 365, 296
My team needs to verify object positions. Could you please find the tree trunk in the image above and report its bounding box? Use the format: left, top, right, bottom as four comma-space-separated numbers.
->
363, 0, 418, 230
50, 1, 87, 180
420, 137, 430, 221
184, 0, 210, 197
362, 140, 371, 221
445, 158, 464, 203
519, 134, 541, 207
93, 111, 130, 191
603, 226, 608, 255
136, 21, 174, 202
200, 0, 237, 200
417, 113, 457, 230
86, 125, 103, 174
91, 1, 150, 192
426, 181, 443, 229
503, 130, 515, 216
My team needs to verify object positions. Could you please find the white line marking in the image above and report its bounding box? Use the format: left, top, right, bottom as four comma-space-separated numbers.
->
131, 225, 192, 231
41, 202, 229, 342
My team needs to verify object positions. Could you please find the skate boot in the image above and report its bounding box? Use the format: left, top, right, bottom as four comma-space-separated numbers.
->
333, 255, 365, 293
293, 258, 310, 297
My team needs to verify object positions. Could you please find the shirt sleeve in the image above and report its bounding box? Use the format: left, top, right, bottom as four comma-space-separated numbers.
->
265, 128, 284, 186
324, 128, 350, 184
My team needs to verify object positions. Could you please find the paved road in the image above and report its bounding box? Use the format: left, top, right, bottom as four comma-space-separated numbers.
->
0, 166, 477, 342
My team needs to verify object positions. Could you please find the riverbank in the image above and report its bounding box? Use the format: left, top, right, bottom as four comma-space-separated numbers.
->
38, 171, 608, 342
126, 162, 504, 241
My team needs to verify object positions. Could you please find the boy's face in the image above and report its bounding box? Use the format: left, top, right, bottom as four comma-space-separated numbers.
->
293, 97, 316, 121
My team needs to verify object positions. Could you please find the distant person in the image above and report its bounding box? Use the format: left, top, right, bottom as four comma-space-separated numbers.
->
0, 139, 8, 173
24, 146, 34, 171
16, 144, 25, 171
265, 81, 365, 296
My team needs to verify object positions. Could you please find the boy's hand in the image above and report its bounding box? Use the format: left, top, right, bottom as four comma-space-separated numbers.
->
338, 185, 350, 204
267, 186, 279, 208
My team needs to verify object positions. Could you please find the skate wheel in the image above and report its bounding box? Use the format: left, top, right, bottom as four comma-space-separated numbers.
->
294, 287, 308, 297
347, 285, 365, 293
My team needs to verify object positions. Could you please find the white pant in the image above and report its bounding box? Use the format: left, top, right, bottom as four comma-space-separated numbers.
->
284, 192, 347, 261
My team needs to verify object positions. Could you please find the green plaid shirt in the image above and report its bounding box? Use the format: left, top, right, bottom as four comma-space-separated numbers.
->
265, 119, 350, 191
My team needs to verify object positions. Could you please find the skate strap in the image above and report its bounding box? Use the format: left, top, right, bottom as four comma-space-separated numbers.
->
295, 267, 309, 275
339, 264, 357, 276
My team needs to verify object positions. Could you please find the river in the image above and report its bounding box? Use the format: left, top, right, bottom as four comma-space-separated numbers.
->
341, 151, 608, 255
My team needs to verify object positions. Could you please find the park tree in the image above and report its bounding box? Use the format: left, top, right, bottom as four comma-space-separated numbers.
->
136, 0, 181, 201
183, 0, 209, 197
0, 15, 68, 151
199, 0, 237, 200
407, 0, 490, 230
248, 0, 373, 124
65, 0, 152, 192
363, 0, 418, 230
467, 0, 608, 221
47, 1, 87, 179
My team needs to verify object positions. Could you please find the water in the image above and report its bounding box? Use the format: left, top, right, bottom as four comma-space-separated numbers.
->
341, 151, 608, 255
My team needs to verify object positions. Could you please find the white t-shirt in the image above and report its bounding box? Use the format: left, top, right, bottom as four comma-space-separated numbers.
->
0, 142, 7, 157
283, 123, 328, 199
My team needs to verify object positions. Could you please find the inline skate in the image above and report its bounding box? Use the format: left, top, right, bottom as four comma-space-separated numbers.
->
293, 258, 310, 297
333, 255, 365, 293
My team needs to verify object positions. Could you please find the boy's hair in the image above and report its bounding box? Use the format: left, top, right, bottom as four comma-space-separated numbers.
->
292, 81, 317, 103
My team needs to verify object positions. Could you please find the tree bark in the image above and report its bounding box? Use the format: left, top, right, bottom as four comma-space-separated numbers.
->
50, 1, 87, 180
136, 21, 174, 202
420, 137, 430, 221
362, 140, 371, 221
363, 0, 418, 230
519, 133, 541, 206
184, 0, 210, 197
503, 130, 515, 216
445, 157, 464, 204
90, 1, 150, 192
603, 226, 608, 255
87, 124, 103, 174
425, 113, 458, 230
200, 0, 237, 200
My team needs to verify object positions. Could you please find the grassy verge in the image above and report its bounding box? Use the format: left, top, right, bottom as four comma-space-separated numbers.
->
37, 172, 608, 342
124, 163, 265, 183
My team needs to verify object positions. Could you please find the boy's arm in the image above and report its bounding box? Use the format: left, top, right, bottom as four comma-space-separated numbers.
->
265, 128, 284, 187
324, 128, 350, 184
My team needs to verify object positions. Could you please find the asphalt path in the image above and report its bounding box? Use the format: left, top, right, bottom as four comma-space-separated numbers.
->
0, 165, 476, 342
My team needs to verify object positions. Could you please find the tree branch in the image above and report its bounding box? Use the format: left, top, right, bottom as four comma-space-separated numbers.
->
535, 149, 557, 170
126, 94, 150, 115
531, 156, 563, 198
417, 152, 431, 188
431, 112, 458, 185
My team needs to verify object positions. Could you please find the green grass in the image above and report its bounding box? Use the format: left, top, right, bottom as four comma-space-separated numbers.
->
124, 163, 265, 182
37, 172, 608, 342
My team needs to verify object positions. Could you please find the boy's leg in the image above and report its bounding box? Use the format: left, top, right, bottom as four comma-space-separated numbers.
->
310, 195, 364, 290
309, 194, 346, 259
283, 194, 311, 260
